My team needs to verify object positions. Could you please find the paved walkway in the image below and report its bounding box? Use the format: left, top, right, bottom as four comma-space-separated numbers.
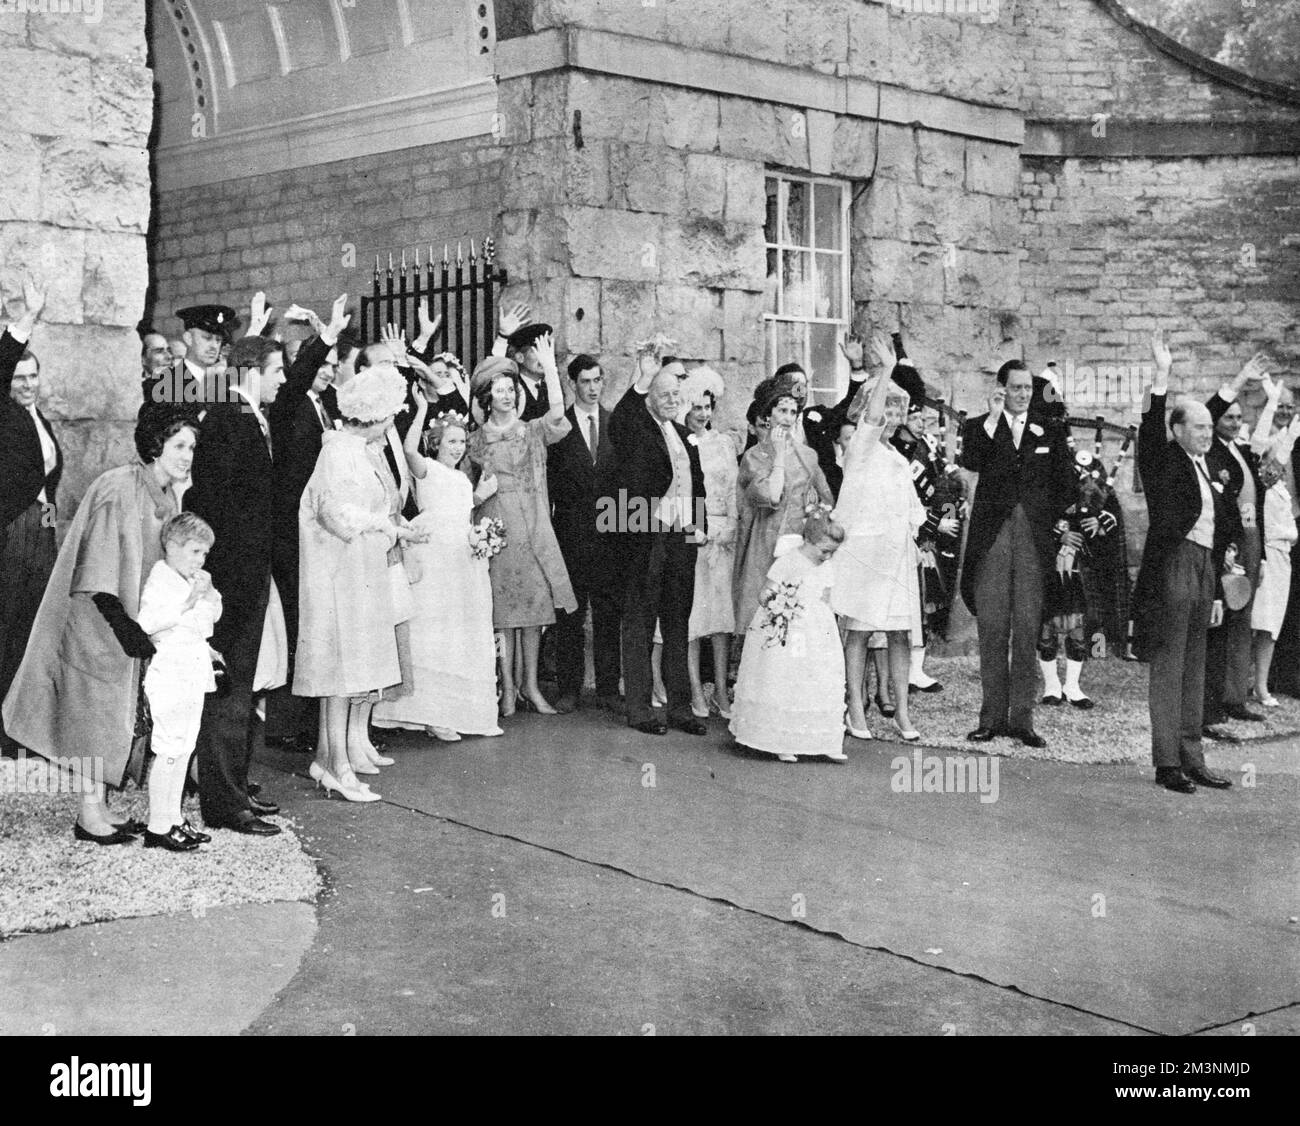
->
2, 706, 1296, 1036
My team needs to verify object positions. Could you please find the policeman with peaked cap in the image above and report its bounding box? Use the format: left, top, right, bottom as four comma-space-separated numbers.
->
505, 321, 555, 422
173, 304, 239, 403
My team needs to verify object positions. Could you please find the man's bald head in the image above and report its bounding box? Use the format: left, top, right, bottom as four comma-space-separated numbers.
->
1170, 400, 1214, 457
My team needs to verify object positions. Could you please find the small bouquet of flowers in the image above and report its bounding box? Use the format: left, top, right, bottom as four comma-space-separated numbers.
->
469, 516, 507, 561
758, 580, 804, 649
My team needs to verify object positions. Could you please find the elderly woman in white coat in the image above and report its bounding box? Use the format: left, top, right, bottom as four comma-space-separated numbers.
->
295, 362, 426, 803
831, 333, 926, 742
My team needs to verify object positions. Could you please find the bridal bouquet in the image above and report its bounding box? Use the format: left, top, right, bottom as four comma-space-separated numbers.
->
469, 517, 507, 560
758, 581, 803, 649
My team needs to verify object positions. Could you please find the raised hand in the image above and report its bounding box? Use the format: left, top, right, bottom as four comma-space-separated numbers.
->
1150, 328, 1172, 375
1234, 351, 1269, 386
417, 298, 442, 343
987, 385, 1007, 417
498, 301, 531, 339
381, 323, 409, 365
247, 291, 272, 337
839, 336, 865, 370
869, 331, 894, 373
534, 330, 557, 375
20, 277, 47, 323
324, 293, 350, 340
411, 381, 427, 411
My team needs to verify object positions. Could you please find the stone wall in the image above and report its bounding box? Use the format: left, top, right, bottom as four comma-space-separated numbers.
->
510, 0, 1020, 109
148, 136, 505, 341
494, 66, 1022, 436
0, 4, 151, 519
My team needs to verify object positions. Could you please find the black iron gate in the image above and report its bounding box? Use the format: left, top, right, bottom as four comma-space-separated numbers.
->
360, 237, 508, 370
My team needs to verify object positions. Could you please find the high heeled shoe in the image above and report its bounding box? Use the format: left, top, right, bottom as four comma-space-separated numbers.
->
844, 710, 873, 740
349, 757, 381, 775
318, 766, 381, 803
874, 691, 895, 719
893, 720, 921, 743
72, 820, 136, 846
428, 726, 461, 741
518, 693, 557, 715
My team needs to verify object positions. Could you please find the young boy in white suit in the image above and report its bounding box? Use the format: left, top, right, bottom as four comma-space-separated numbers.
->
137, 513, 223, 851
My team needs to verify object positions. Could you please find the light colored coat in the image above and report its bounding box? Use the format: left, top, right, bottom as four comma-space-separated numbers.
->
294, 430, 405, 698
2, 463, 179, 787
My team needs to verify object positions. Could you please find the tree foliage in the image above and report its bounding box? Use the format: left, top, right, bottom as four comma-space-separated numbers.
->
1123, 0, 1300, 90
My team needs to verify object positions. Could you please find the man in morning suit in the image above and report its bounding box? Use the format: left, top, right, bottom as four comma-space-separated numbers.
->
263, 294, 351, 752
1202, 355, 1271, 731
606, 347, 709, 736
187, 334, 287, 835
960, 358, 1075, 747
1132, 329, 1237, 792
547, 354, 621, 713
0, 281, 61, 754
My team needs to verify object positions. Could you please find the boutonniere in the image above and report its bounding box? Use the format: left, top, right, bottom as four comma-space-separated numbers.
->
1028, 422, 1044, 437
687, 433, 700, 447
1217, 469, 1230, 484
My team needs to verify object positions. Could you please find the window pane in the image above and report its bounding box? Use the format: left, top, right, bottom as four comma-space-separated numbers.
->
814, 252, 841, 319
765, 248, 780, 314
808, 323, 842, 402
772, 320, 806, 373
782, 250, 814, 318
782, 180, 810, 248
765, 179, 780, 245
814, 182, 842, 250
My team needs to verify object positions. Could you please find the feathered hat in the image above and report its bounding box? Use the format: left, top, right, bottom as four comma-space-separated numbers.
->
676, 364, 725, 424
336, 364, 408, 423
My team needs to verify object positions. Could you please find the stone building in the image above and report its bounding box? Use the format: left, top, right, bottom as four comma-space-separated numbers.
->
5, 0, 1300, 520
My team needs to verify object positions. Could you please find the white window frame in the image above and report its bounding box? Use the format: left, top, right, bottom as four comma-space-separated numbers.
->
763, 173, 852, 403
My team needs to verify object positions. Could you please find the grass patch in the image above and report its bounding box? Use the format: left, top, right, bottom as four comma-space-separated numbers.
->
878, 655, 1300, 764
0, 770, 319, 940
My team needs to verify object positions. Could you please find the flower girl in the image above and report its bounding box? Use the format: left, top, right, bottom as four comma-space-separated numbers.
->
729, 507, 848, 762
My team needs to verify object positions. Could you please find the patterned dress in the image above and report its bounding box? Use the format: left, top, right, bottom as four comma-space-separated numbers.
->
688, 429, 738, 640
468, 413, 577, 628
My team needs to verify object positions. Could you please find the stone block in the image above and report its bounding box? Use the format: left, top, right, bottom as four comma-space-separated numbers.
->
874, 123, 918, 184
564, 277, 602, 356
40, 139, 149, 232
784, 0, 851, 72
568, 74, 652, 144
0, 222, 87, 324
845, 0, 889, 78
966, 142, 1019, 198
564, 139, 611, 208
723, 0, 788, 66
0, 48, 94, 139
502, 138, 568, 209
830, 117, 878, 178
91, 60, 153, 145
567, 206, 663, 282
0, 132, 42, 221
661, 217, 765, 291
724, 160, 766, 226
684, 153, 728, 222
806, 109, 836, 176
32, 324, 141, 422
916, 129, 965, 191
82, 232, 147, 327
723, 288, 765, 364
495, 76, 534, 146
656, 284, 724, 359
609, 143, 685, 214
654, 87, 720, 153
51, 418, 138, 522
599, 279, 657, 355
717, 96, 809, 169
27, 2, 145, 62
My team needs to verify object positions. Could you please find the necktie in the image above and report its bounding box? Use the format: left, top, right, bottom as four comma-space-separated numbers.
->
587, 412, 598, 461
1010, 413, 1024, 449
313, 395, 330, 432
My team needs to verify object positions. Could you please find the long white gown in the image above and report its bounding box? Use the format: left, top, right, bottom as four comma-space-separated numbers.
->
373, 457, 500, 735
831, 421, 925, 635
729, 539, 846, 759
